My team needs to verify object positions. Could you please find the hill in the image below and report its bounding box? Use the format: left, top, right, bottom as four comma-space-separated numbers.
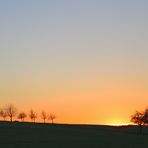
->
0, 121, 147, 148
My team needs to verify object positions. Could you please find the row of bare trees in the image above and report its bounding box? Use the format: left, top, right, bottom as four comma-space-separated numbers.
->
0, 104, 56, 124
131, 107, 148, 134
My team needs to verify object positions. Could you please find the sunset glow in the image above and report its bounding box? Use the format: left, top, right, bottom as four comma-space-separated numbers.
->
0, 1, 148, 125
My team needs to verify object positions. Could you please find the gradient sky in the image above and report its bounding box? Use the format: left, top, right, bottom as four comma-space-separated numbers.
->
0, 0, 148, 125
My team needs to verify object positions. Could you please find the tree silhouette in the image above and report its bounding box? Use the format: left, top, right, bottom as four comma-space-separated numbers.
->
131, 111, 144, 125
41, 110, 48, 123
5, 104, 17, 122
143, 108, 148, 125
48, 113, 56, 124
29, 109, 37, 123
18, 112, 27, 122
0, 108, 7, 121
131, 111, 145, 134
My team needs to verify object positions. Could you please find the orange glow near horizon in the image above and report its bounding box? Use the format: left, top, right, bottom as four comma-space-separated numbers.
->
105, 118, 131, 126
1, 84, 147, 125
1, 77, 148, 125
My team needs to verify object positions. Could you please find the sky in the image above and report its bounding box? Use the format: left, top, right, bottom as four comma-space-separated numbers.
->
0, 0, 148, 125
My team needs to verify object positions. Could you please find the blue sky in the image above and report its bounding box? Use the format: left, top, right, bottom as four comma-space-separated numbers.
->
1, 0, 148, 79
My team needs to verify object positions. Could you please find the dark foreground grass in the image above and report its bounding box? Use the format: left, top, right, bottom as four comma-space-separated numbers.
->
0, 121, 147, 148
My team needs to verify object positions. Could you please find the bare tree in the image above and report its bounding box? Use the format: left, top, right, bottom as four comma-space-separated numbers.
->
29, 109, 37, 123
5, 104, 17, 122
18, 112, 27, 122
48, 113, 56, 124
41, 110, 48, 123
0, 108, 7, 121
131, 111, 144, 134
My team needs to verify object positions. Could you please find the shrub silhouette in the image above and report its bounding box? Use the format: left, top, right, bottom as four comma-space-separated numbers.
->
18, 112, 27, 122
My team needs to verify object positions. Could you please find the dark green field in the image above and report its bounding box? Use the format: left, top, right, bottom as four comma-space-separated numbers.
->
0, 121, 147, 148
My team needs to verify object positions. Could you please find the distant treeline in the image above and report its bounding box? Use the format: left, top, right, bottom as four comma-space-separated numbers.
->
0, 104, 56, 124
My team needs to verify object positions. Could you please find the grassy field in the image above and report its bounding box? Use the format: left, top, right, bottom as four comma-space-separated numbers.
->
0, 121, 147, 148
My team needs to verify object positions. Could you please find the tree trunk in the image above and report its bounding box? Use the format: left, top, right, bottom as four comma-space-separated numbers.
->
10, 116, 12, 122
